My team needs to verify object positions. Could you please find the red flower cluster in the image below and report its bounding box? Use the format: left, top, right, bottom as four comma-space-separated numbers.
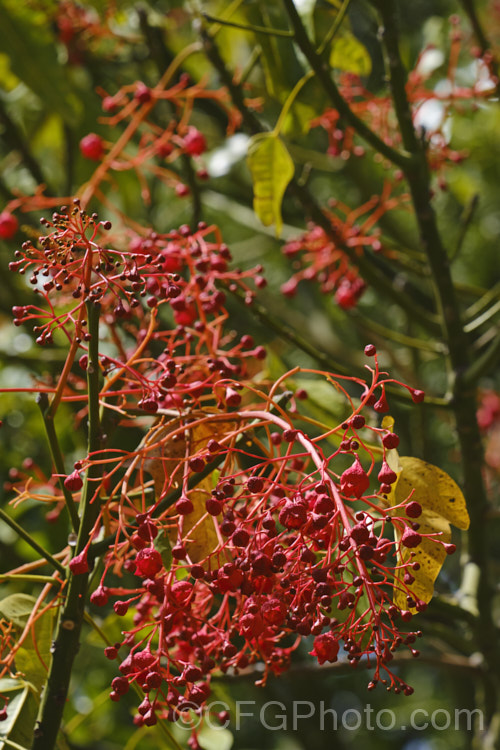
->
280, 184, 406, 308
52, 350, 439, 734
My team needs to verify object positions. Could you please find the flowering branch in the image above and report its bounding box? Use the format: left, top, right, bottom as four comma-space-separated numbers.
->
32, 301, 102, 750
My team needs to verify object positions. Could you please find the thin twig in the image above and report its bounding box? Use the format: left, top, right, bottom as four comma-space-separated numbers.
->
0, 508, 66, 576
37, 392, 80, 533
202, 12, 293, 37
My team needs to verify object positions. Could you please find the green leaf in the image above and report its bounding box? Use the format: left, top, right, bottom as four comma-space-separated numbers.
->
0, 679, 39, 750
280, 74, 327, 137
154, 529, 173, 570
197, 726, 233, 750
281, 100, 316, 137
292, 376, 348, 424
246, 4, 287, 98
247, 133, 294, 237
15, 609, 53, 693
0, 595, 37, 630
0, 1, 80, 124
0, 594, 54, 694
330, 31, 372, 77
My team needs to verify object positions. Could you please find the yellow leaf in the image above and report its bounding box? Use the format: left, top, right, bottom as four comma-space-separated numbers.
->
330, 32, 372, 77
140, 415, 236, 564
179, 484, 222, 565
381, 418, 470, 611
395, 457, 470, 531
390, 456, 470, 611
247, 133, 294, 237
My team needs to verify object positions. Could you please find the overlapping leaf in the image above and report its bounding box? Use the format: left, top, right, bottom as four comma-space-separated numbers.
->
142, 416, 236, 563
383, 419, 470, 610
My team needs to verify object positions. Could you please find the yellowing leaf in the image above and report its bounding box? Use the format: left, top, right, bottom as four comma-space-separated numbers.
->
330, 32, 372, 77
390, 456, 469, 611
140, 415, 236, 564
178, 484, 222, 565
247, 134, 294, 237
395, 457, 470, 531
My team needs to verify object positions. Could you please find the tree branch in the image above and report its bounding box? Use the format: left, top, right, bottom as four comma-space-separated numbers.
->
0, 508, 65, 576
32, 302, 102, 750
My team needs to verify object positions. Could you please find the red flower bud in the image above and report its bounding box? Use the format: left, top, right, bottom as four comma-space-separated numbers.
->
411, 389, 425, 403
401, 528, 422, 548
80, 133, 104, 161
183, 127, 207, 156
69, 549, 89, 575
382, 432, 400, 449
134, 82, 151, 103
340, 457, 370, 499
225, 386, 241, 407
350, 524, 369, 544
64, 470, 83, 492
278, 501, 307, 529
247, 476, 264, 493
405, 501, 422, 518
377, 461, 398, 485
90, 585, 109, 606
0, 211, 18, 239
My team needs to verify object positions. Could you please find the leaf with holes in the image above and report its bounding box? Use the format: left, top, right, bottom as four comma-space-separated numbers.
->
383, 432, 469, 611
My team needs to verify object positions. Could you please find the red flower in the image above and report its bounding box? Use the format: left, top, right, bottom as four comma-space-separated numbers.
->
0, 212, 18, 239
310, 633, 340, 664
340, 456, 370, 498
64, 470, 83, 491
80, 133, 104, 161
134, 548, 163, 578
